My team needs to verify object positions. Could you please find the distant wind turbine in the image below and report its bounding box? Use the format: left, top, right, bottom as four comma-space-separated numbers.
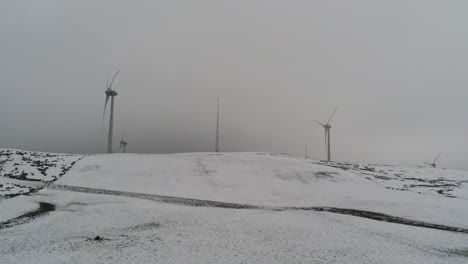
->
305, 140, 309, 158
423, 152, 442, 168
103, 71, 120, 154
315, 106, 339, 162
119, 134, 128, 153
215, 97, 220, 152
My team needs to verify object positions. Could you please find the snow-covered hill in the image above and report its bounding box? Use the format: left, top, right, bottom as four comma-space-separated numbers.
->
0, 149, 82, 197
51, 152, 468, 227
58, 152, 468, 200
1, 150, 468, 263
312, 160, 468, 199
0, 149, 82, 181
58, 152, 375, 206
2, 150, 468, 224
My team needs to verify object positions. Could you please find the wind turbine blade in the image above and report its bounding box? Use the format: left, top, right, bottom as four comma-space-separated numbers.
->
102, 94, 110, 124
326, 106, 339, 125
433, 152, 442, 164
423, 162, 432, 166
314, 120, 326, 127
109, 70, 120, 89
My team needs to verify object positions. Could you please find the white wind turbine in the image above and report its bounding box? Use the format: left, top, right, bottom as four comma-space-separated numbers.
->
315, 106, 339, 162
103, 71, 120, 153
423, 152, 442, 168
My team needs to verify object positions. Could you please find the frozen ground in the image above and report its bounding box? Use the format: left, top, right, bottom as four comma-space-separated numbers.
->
312, 159, 468, 199
56, 152, 468, 227
0, 149, 82, 182
1, 150, 468, 263
1, 190, 468, 264
0, 149, 82, 198
0, 178, 43, 198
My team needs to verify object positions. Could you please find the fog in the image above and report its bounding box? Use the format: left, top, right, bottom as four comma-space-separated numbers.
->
1, 0, 468, 169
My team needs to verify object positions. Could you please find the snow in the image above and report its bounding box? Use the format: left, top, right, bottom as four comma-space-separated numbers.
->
1, 189, 467, 264
1, 150, 468, 263
0, 149, 82, 182
57, 152, 468, 227
0, 178, 45, 198
59, 152, 372, 205
0, 194, 40, 222
311, 160, 468, 199
0, 149, 82, 198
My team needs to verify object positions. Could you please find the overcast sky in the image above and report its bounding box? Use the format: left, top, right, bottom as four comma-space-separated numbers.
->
1, 0, 468, 169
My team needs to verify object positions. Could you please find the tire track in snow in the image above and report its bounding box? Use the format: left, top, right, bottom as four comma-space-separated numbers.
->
275, 207, 468, 234
0, 202, 55, 230
49, 184, 468, 234
49, 184, 259, 209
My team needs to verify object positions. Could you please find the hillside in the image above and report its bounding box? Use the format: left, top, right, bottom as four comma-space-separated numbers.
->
0, 149, 82, 197
1, 150, 468, 263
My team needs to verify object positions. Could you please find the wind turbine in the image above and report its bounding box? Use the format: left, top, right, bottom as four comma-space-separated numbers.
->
215, 97, 220, 152
423, 152, 442, 168
315, 106, 338, 162
103, 70, 120, 154
119, 134, 128, 153
305, 140, 309, 158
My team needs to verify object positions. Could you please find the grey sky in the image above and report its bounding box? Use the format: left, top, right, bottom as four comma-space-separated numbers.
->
1, 0, 468, 169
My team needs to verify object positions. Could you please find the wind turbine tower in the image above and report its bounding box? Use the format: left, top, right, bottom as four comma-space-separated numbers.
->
305, 140, 309, 158
315, 106, 339, 162
103, 71, 120, 154
215, 98, 220, 152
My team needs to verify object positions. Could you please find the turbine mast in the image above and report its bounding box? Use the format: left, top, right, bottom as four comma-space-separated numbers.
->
108, 95, 115, 153
215, 98, 220, 152
327, 128, 331, 162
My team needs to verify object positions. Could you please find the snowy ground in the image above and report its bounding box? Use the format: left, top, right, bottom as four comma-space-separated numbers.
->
1, 150, 468, 263
312, 160, 468, 199
1, 190, 468, 264
0, 149, 82, 181
57, 152, 468, 227
0, 178, 43, 198
0, 149, 82, 198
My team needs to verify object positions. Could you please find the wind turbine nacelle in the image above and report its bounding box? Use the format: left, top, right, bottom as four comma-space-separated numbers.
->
105, 90, 118, 96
